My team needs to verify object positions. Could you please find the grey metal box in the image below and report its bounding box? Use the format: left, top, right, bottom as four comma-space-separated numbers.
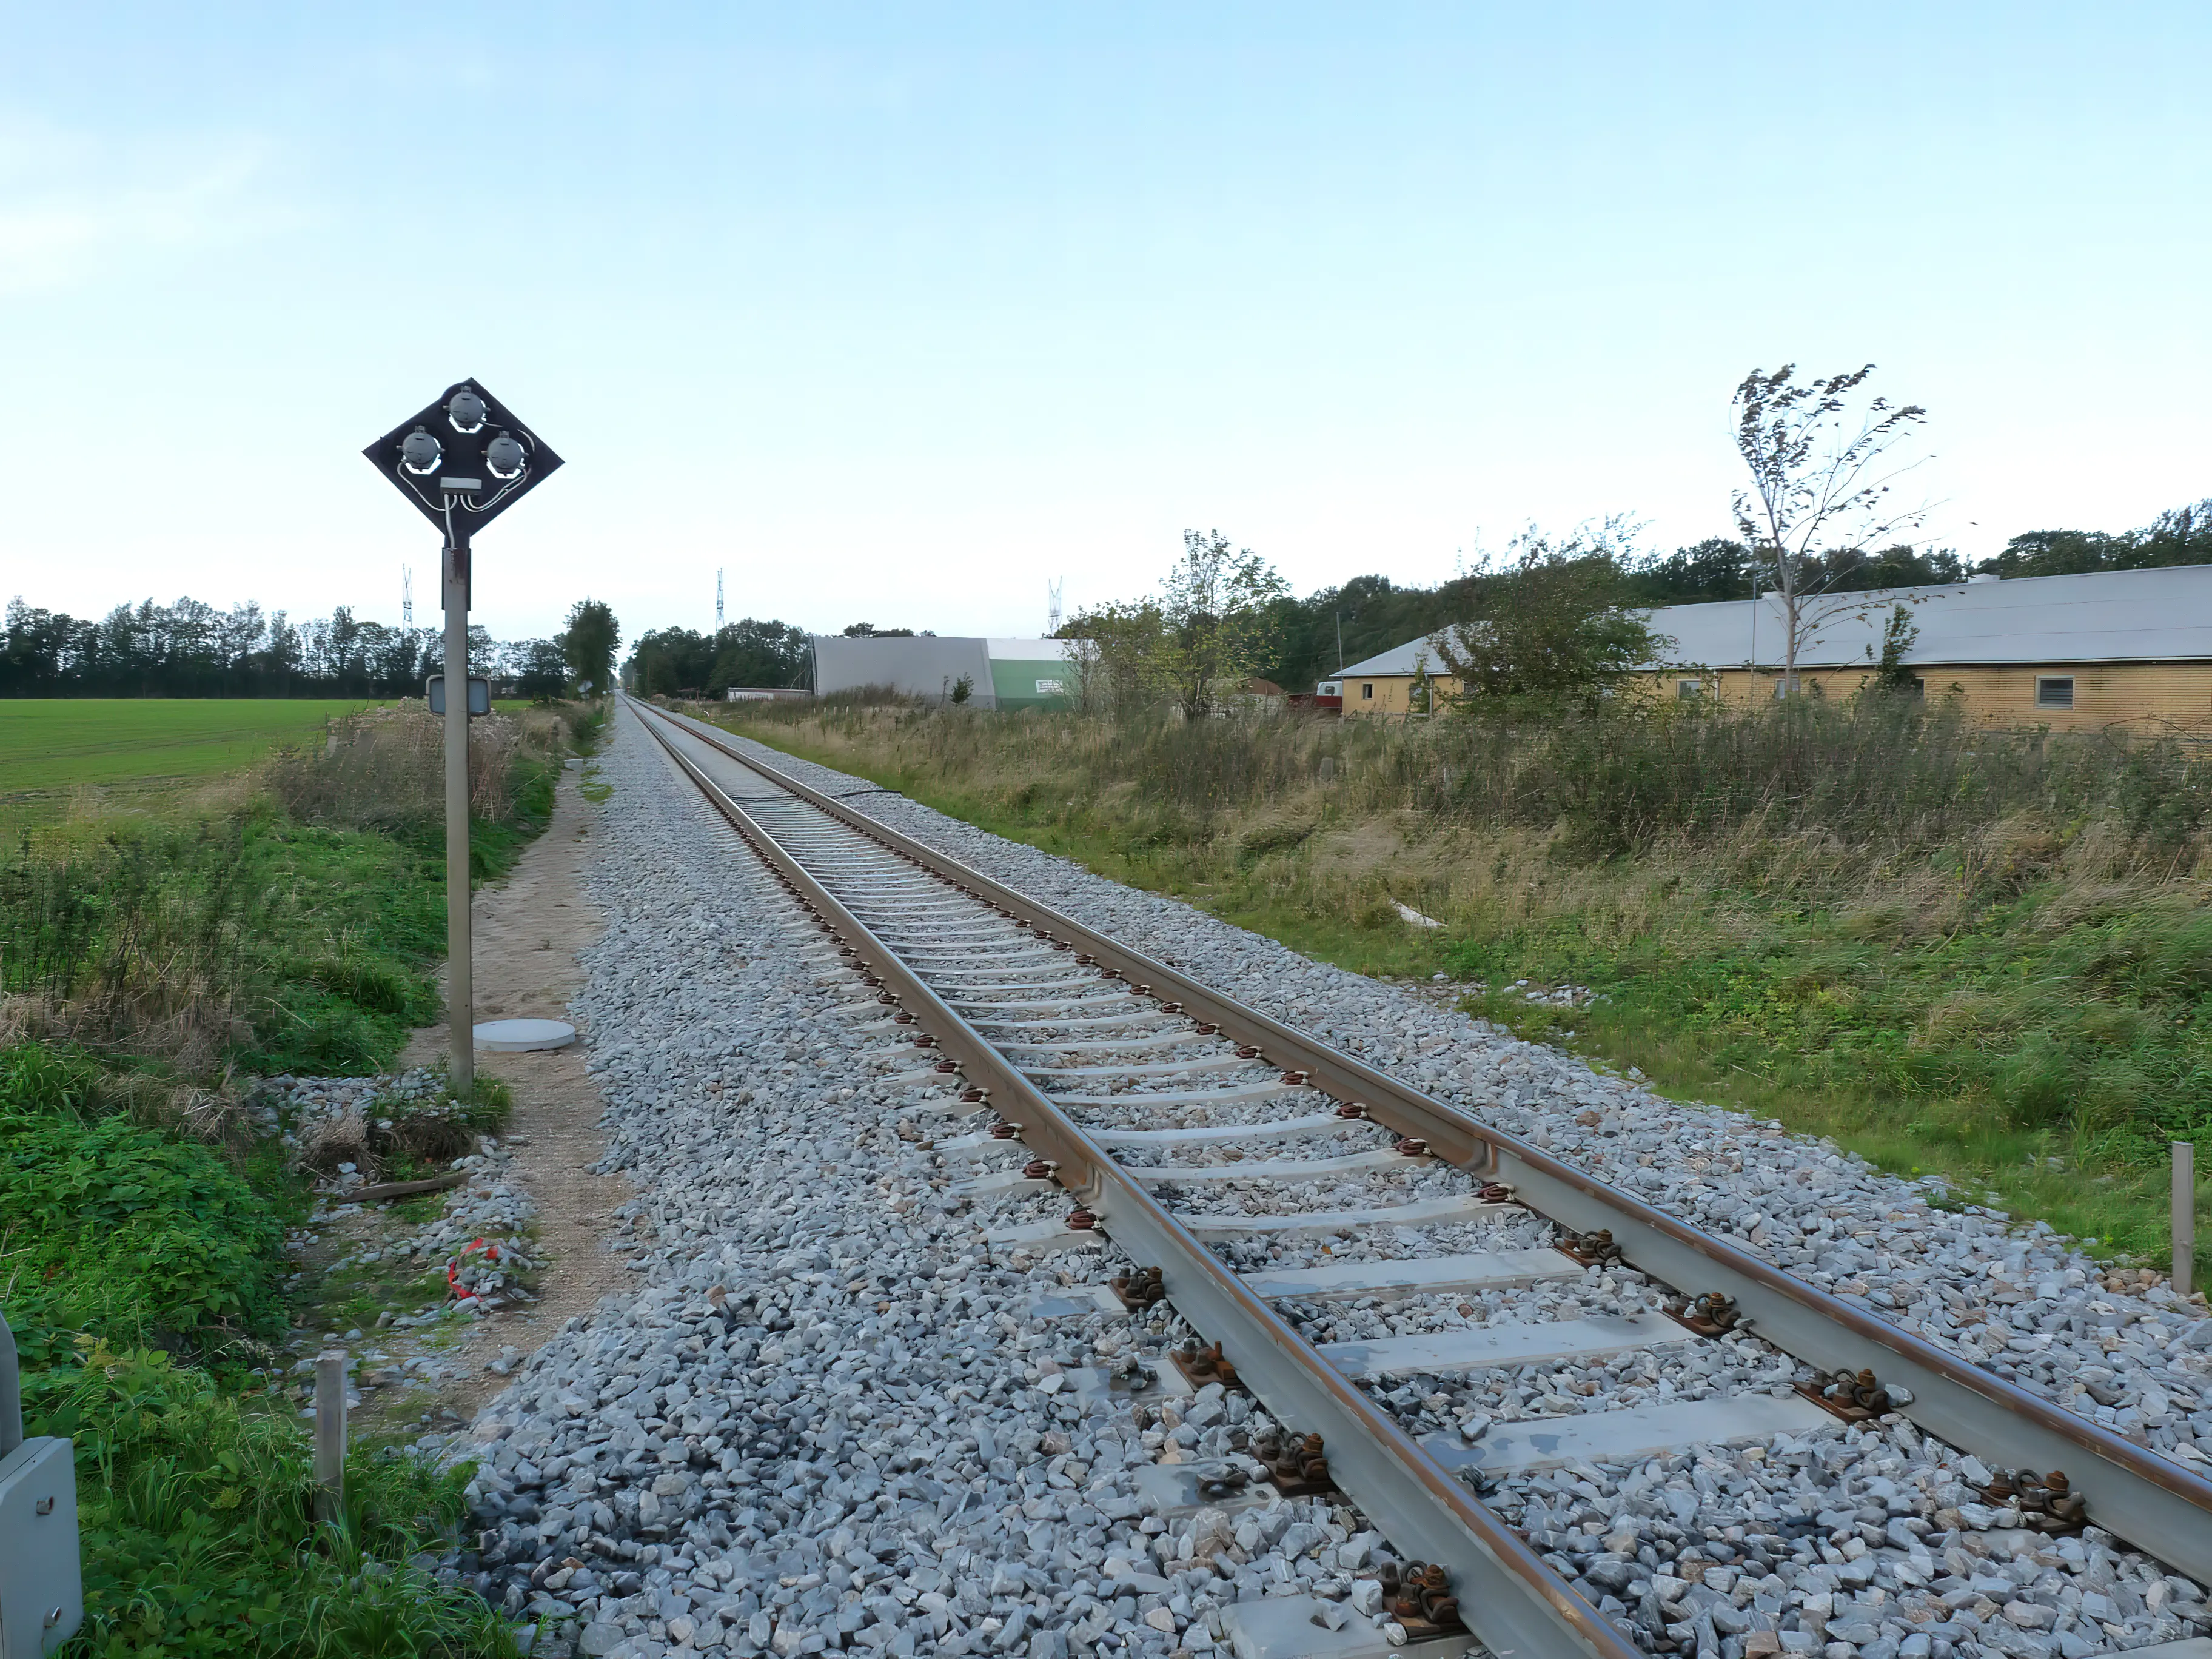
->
0, 1438, 81, 1658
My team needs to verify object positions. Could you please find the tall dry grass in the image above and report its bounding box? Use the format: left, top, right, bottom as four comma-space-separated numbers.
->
258, 700, 540, 830
0, 818, 261, 1080
723, 691, 2212, 900
716, 691, 2212, 1163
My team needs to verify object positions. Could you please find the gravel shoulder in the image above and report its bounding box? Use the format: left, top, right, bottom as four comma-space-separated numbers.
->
398, 765, 637, 1422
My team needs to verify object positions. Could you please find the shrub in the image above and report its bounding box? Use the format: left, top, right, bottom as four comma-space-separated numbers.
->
25, 1341, 516, 1657
0, 1063, 287, 1362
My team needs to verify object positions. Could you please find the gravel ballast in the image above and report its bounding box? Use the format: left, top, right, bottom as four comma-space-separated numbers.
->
449, 708, 2212, 1659
717, 726, 2212, 1466
455, 710, 1407, 1659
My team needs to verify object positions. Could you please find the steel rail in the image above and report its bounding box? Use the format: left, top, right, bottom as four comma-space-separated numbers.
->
630, 702, 1644, 1659
632, 697, 2212, 1584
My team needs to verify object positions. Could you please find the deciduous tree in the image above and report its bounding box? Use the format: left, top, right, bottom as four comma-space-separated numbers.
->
1428, 520, 1671, 709
1731, 364, 1931, 692
560, 598, 621, 697
514, 640, 570, 703
1155, 530, 1289, 719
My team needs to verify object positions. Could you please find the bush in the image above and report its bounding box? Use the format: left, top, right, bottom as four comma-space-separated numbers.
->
554, 699, 606, 748
25, 1341, 516, 1657
0, 1056, 287, 1364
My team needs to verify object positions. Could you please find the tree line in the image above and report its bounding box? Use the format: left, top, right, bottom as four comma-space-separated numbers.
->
2, 594, 622, 702
1064, 363, 2212, 712
1981, 499, 2212, 580
618, 463, 2208, 719
1057, 525, 1974, 714
629, 357, 2212, 715
625, 618, 813, 697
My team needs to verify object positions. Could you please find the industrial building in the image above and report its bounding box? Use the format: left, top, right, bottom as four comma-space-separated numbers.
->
809, 635, 1077, 711
1333, 563, 2212, 734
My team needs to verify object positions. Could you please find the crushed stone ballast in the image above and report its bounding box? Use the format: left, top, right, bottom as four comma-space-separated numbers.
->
589, 695, 2212, 1659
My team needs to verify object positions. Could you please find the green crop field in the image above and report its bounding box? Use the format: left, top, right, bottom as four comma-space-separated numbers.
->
0, 699, 375, 799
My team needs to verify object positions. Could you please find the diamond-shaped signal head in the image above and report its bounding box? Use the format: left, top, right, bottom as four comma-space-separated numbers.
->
364, 378, 563, 538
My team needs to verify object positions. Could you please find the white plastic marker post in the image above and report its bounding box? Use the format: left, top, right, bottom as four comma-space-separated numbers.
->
2176, 1142, 2197, 1299
313, 1350, 347, 1526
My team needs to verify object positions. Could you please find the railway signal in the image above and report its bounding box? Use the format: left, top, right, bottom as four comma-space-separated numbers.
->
363, 379, 564, 1091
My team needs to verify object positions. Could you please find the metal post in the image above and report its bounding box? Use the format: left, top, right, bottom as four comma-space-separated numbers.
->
313, 1350, 347, 1526
444, 531, 474, 1096
2177, 1142, 2197, 1299
0, 1311, 22, 1459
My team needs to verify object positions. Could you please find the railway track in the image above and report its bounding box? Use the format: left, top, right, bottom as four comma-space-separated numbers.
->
625, 695, 2212, 1659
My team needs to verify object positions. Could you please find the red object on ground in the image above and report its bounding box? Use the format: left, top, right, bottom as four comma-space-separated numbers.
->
447, 1237, 502, 1299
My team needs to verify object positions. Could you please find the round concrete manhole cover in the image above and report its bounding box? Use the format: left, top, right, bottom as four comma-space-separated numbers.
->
473, 1018, 577, 1052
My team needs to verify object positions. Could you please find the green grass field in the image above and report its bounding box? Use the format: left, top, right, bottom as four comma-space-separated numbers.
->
0, 699, 374, 797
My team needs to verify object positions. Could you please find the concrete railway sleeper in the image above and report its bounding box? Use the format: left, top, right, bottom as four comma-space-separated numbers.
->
628, 696, 2212, 1659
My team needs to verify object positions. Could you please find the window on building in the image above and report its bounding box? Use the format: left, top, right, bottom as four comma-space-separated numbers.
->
2036, 676, 2075, 709
1677, 679, 1701, 699
1361, 683, 1373, 700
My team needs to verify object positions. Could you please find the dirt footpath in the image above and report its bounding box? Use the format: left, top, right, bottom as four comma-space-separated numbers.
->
398, 765, 634, 1417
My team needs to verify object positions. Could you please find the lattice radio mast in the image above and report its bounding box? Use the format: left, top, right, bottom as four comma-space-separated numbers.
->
716, 568, 725, 630
402, 566, 413, 628
1047, 578, 1064, 634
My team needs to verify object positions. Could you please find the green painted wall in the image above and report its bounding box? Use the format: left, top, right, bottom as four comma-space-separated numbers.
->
989, 659, 1075, 710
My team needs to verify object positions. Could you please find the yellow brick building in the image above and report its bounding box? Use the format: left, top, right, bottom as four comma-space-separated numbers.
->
1335, 567, 2212, 736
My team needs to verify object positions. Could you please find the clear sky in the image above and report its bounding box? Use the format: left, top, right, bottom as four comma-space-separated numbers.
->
4, 5, 2208, 649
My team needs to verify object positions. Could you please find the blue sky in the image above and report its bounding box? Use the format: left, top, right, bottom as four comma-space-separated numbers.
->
4, 5, 2208, 649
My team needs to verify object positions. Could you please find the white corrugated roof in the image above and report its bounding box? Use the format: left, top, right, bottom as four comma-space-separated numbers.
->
1338, 565, 2212, 677
1339, 628, 1470, 679
1648, 564, 2212, 668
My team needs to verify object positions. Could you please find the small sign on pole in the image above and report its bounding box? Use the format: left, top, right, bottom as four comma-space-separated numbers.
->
426, 675, 492, 717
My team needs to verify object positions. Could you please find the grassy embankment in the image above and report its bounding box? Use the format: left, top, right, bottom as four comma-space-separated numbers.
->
705, 693, 2212, 1278
0, 699, 383, 828
1, 697, 603, 1657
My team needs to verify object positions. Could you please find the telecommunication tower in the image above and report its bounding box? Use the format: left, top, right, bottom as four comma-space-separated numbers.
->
403, 566, 414, 628
1047, 578, 1064, 634
716, 568, 725, 630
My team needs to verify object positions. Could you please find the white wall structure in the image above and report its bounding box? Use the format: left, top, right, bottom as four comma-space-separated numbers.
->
810, 637, 1076, 710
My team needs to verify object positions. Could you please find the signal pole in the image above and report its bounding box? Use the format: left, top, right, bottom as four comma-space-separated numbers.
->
441, 527, 472, 1087
364, 380, 563, 1095
716, 568, 725, 631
